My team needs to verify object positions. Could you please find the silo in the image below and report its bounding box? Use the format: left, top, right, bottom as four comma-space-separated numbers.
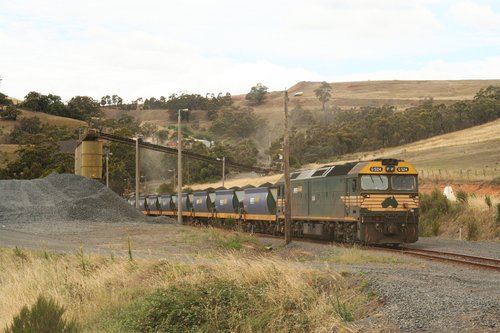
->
75, 140, 103, 179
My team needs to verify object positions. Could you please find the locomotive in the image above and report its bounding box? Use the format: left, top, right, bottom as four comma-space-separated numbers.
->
131, 159, 419, 245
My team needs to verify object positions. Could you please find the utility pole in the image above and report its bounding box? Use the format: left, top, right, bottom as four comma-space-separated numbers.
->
105, 152, 112, 188
218, 156, 226, 187
222, 156, 225, 187
135, 136, 142, 209
177, 109, 188, 224
283, 90, 302, 245
284, 90, 292, 245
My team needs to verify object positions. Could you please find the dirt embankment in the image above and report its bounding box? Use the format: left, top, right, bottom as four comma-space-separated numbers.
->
419, 180, 500, 197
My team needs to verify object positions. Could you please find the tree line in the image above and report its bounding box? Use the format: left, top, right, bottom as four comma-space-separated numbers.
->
20, 92, 102, 121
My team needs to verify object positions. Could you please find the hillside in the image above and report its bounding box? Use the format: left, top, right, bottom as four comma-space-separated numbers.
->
103, 80, 500, 127
232, 79, 500, 124
0, 109, 87, 167
191, 118, 500, 191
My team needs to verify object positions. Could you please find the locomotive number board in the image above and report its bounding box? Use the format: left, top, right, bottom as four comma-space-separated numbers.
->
362, 161, 417, 175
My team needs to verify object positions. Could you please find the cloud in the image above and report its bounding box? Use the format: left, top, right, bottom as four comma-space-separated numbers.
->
0, 0, 498, 100
334, 56, 500, 81
450, 1, 500, 30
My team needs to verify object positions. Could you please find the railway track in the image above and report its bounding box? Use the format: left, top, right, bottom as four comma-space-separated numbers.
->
258, 233, 500, 271
189, 224, 500, 271
375, 246, 500, 271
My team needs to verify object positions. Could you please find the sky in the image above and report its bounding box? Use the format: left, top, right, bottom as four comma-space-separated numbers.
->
0, 0, 499, 102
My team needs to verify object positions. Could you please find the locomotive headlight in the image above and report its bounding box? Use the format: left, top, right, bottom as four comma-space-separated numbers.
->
385, 166, 395, 172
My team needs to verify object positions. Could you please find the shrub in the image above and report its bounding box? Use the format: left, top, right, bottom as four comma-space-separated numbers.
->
496, 203, 500, 224
484, 195, 492, 209
419, 190, 450, 236
335, 295, 354, 322
4, 295, 79, 333
466, 219, 479, 241
129, 280, 310, 333
489, 177, 500, 186
456, 190, 469, 204
13, 246, 28, 264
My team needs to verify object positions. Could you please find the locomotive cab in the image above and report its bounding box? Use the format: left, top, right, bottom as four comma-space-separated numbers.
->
350, 159, 419, 244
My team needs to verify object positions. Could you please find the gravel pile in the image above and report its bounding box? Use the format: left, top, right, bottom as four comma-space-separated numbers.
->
0, 173, 149, 224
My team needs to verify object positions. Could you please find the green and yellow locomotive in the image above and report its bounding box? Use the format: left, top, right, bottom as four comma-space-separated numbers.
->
138, 159, 419, 245
276, 158, 419, 244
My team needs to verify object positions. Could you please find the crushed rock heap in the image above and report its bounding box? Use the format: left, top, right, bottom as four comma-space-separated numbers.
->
0, 173, 149, 224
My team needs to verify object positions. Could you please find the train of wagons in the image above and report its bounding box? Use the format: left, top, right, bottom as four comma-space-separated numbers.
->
129, 159, 419, 245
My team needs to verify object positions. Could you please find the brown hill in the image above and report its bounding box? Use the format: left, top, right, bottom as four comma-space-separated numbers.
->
107, 79, 500, 128
0, 109, 87, 167
191, 119, 500, 191
232, 79, 500, 124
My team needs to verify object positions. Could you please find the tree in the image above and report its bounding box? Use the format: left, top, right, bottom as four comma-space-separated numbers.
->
0, 105, 21, 120
0, 92, 13, 106
23, 91, 51, 112
231, 139, 259, 166
140, 122, 158, 140
155, 129, 169, 144
314, 81, 332, 112
2, 143, 74, 179
245, 83, 268, 105
210, 107, 259, 138
67, 96, 102, 120
0, 92, 18, 120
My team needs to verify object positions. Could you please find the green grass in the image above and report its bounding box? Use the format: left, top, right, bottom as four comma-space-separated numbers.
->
325, 246, 410, 265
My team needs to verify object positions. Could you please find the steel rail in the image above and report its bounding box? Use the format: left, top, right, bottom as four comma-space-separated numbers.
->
374, 246, 500, 271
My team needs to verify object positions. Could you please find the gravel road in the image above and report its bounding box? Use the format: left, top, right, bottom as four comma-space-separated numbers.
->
352, 262, 499, 332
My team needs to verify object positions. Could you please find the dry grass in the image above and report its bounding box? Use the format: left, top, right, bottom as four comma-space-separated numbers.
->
0, 109, 87, 146
438, 195, 500, 241
18, 109, 88, 129
310, 118, 500, 179
232, 79, 500, 119
0, 144, 19, 167
325, 245, 414, 265
0, 242, 373, 332
0, 248, 135, 329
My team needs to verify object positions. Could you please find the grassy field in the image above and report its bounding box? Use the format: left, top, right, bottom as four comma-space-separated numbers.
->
330, 118, 500, 182
0, 227, 380, 332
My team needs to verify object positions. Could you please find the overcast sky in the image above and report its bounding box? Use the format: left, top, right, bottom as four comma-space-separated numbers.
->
1, 0, 499, 102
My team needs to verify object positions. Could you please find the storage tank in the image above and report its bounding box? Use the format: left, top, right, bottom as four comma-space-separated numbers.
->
75, 140, 103, 179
